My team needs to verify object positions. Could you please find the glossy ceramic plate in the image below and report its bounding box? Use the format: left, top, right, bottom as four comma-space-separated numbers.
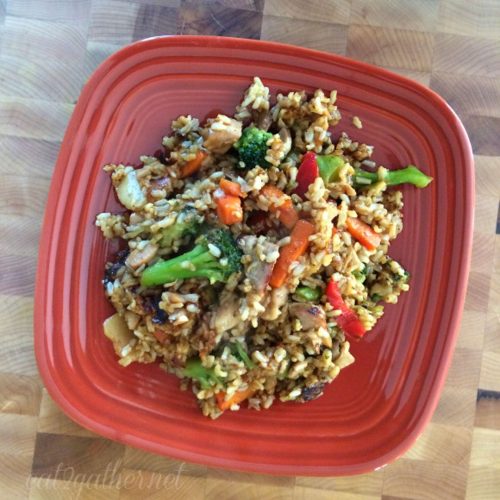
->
34, 36, 474, 476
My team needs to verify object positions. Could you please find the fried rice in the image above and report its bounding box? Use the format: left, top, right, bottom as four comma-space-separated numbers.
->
96, 77, 426, 419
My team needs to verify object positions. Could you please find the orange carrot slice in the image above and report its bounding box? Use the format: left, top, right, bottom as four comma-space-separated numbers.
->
216, 194, 243, 225
269, 219, 315, 288
180, 150, 207, 178
220, 178, 244, 197
345, 217, 381, 251
216, 386, 255, 411
260, 185, 298, 229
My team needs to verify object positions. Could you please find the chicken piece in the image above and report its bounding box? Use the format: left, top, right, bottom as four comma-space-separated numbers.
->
126, 243, 158, 269
288, 303, 327, 330
213, 295, 240, 334
203, 114, 242, 154
335, 341, 355, 369
247, 260, 274, 293
261, 286, 289, 321
115, 166, 147, 210
278, 127, 292, 157
103, 313, 134, 356
240, 236, 280, 293
252, 109, 272, 131
123, 311, 140, 330
147, 176, 173, 200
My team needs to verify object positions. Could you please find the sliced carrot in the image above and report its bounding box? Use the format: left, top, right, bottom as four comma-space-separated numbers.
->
220, 178, 244, 197
216, 386, 255, 411
216, 194, 243, 225
180, 150, 207, 178
260, 184, 298, 229
269, 219, 316, 288
345, 217, 381, 251
278, 202, 299, 229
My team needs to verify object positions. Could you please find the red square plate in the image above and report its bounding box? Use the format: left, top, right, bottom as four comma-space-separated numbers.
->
34, 36, 474, 476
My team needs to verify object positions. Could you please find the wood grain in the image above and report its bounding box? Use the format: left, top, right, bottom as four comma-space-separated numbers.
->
178, 2, 263, 38
350, 0, 440, 32
475, 393, 500, 431
120, 469, 206, 500
29, 479, 121, 500
466, 466, 500, 500
382, 460, 468, 500
0, 295, 38, 375
264, 0, 351, 25
261, 15, 348, 54
31, 433, 125, 480
123, 447, 207, 477
433, 33, 500, 78
296, 470, 383, 496
0, 373, 42, 416
439, 0, 500, 39
37, 390, 97, 438
346, 25, 434, 72
0, 1, 499, 499
432, 387, 477, 428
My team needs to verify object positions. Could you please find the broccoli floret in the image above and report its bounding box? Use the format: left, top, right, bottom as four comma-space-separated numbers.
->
140, 228, 243, 287
183, 358, 220, 389
352, 264, 369, 283
234, 127, 273, 169
159, 206, 202, 249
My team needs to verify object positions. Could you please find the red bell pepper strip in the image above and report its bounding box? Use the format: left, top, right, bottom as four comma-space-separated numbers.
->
326, 277, 366, 339
294, 152, 319, 198
294, 153, 345, 198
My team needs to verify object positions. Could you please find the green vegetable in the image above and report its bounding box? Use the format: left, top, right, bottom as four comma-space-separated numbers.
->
140, 228, 243, 287
183, 358, 220, 389
317, 155, 344, 184
394, 269, 410, 283
370, 293, 382, 303
352, 265, 369, 283
234, 127, 273, 169
159, 206, 202, 248
295, 286, 321, 302
354, 165, 433, 188
231, 341, 255, 369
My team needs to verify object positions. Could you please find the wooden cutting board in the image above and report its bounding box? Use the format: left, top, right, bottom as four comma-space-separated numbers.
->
1, 1, 499, 499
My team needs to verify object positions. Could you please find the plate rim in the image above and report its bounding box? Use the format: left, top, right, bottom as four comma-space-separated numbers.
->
34, 35, 475, 476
